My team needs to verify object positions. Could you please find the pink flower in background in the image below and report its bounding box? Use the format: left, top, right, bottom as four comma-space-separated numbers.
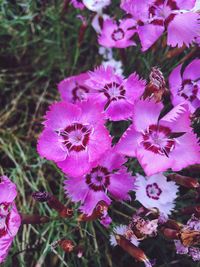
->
37, 100, 111, 177
116, 100, 200, 175
169, 59, 200, 112
58, 73, 92, 103
70, 0, 85, 10
64, 150, 135, 215
0, 176, 21, 264
86, 66, 146, 121
134, 173, 178, 215
120, 0, 200, 51
98, 18, 136, 48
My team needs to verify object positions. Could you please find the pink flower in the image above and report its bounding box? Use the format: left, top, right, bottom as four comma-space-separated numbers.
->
37, 100, 111, 177
98, 18, 136, 48
64, 150, 135, 215
116, 100, 200, 175
120, 0, 200, 51
86, 66, 146, 121
0, 176, 21, 264
58, 73, 92, 104
169, 59, 200, 112
134, 173, 178, 215
70, 0, 85, 10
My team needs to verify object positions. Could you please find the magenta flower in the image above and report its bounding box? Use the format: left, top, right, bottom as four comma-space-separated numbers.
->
0, 176, 21, 264
116, 100, 200, 176
134, 173, 178, 215
58, 73, 92, 104
169, 59, 200, 112
98, 18, 136, 48
86, 66, 146, 121
64, 150, 135, 215
120, 0, 200, 51
37, 100, 111, 177
70, 0, 85, 10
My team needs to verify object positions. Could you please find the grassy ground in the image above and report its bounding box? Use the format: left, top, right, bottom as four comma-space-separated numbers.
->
0, 1, 200, 266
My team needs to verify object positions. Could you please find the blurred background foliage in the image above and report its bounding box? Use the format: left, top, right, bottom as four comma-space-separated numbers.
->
0, 0, 200, 266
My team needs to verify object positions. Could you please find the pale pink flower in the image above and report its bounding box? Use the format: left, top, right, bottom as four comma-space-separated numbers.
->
116, 100, 200, 175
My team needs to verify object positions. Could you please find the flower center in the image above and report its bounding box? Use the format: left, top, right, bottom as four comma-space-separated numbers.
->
146, 183, 162, 200
112, 28, 125, 41
72, 85, 89, 102
0, 203, 10, 238
60, 123, 91, 152
99, 82, 126, 109
142, 124, 176, 157
178, 79, 199, 102
86, 166, 110, 191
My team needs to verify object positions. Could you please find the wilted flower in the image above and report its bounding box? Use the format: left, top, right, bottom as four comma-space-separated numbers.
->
98, 18, 136, 48
134, 173, 178, 216
0, 176, 21, 264
116, 100, 200, 175
64, 150, 135, 215
86, 65, 145, 121
37, 99, 111, 177
143, 66, 168, 102
129, 215, 158, 239
110, 225, 139, 247
169, 59, 200, 112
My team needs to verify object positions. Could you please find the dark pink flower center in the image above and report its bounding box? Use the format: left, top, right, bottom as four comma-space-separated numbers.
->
178, 79, 199, 102
60, 123, 91, 152
142, 124, 176, 157
0, 202, 11, 238
146, 183, 162, 200
86, 166, 110, 191
112, 28, 125, 41
99, 82, 126, 109
72, 84, 89, 102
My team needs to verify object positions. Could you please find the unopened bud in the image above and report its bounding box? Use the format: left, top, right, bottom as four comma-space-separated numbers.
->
58, 239, 75, 253
115, 235, 152, 266
168, 173, 199, 189
32, 191, 51, 202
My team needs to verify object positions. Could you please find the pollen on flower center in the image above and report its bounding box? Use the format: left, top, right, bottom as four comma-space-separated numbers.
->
146, 183, 162, 200
142, 124, 175, 156
60, 123, 91, 152
86, 166, 110, 191
112, 28, 125, 41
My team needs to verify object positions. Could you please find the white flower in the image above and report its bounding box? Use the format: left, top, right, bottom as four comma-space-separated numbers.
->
109, 225, 139, 247
82, 0, 111, 12
134, 173, 178, 216
102, 58, 124, 76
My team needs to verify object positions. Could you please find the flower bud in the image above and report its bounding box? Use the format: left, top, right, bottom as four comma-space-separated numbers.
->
167, 173, 199, 189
